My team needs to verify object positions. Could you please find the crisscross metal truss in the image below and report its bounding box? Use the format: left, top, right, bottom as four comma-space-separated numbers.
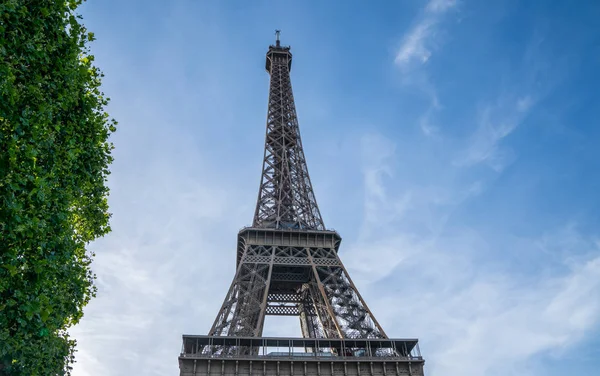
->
253, 43, 324, 231
209, 235, 387, 340
208, 41, 388, 345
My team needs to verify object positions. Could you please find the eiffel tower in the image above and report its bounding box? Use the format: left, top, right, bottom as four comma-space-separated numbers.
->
179, 32, 425, 376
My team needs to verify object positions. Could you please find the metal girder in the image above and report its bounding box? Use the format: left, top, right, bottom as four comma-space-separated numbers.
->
265, 304, 316, 316
209, 240, 386, 340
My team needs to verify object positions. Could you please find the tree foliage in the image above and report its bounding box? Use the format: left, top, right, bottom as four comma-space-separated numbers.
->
0, 0, 115, 374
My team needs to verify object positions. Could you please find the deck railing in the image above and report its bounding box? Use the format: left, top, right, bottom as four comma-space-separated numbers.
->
180, 335, 422, 361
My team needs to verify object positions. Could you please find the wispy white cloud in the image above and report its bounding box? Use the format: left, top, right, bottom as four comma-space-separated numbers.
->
455, 94, 536, 171
395, 19, 436, 67
394, 0, 458, 137
71, 118, 245, 375
418, 106, 441, 136
70, 9, 253, 373
404, 251, 600, 376
426, 0, 459, 13
344, 132, 600, 376
395, 0, 458, 69
452, 27, 564, 172
383, 7, 597, 373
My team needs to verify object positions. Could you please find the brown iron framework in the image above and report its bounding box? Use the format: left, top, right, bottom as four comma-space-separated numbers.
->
209, 35, 386, 340
210, 229, 386, 339
180, 32, 424, 375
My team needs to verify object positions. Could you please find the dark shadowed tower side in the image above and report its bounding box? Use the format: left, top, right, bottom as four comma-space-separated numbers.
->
178, 32, 425, 376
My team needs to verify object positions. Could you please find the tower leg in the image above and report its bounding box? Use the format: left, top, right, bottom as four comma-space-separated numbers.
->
210, 233, 386, 340
306, 249, 387, 339
210, 246, 274, 338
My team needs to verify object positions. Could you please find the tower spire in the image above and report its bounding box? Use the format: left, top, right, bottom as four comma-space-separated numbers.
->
275, 29, 281, 47
253, 35, 324, 230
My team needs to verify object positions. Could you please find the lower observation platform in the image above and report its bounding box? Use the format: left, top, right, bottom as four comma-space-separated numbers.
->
179, 336, 424, 376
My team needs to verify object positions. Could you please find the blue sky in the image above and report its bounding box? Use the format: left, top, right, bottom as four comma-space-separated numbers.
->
72, 1, 600, 375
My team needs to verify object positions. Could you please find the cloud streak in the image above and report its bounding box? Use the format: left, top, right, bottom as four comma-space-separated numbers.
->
394, 0, 458, 137
344, 132, 600, 376
456, 94, 536, 171
395, 0, 457, 69
71, 122, 247, 375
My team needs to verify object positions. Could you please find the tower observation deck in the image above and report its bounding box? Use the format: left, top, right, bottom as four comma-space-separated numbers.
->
178, 32, 425, 376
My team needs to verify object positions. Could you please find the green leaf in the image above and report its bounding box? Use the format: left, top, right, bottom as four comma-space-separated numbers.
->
3, 265, 18, 277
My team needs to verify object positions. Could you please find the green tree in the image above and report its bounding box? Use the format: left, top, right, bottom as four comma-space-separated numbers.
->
0, 1, 115, 374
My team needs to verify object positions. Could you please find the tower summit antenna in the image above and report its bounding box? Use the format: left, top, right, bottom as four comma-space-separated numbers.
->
275, 29, 281, 47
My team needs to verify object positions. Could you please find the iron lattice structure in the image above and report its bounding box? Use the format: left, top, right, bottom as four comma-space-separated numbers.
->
209, 35, 388, 341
